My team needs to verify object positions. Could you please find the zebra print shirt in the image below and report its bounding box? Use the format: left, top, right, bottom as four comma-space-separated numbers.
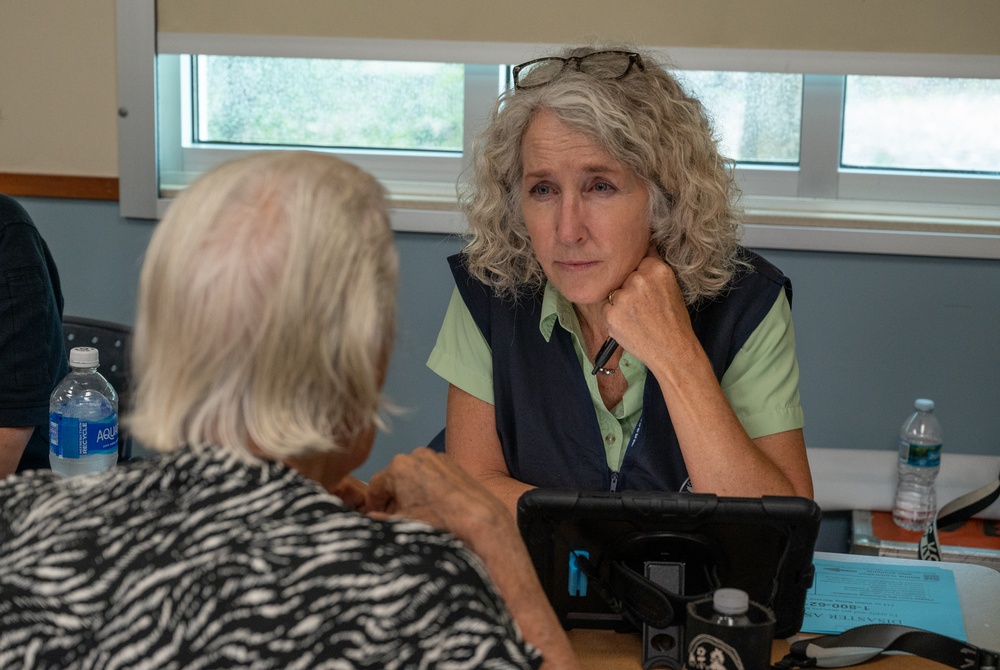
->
0, 447, 541, 670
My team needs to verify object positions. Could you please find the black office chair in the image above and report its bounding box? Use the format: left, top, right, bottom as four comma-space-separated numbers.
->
61, 316, 134, 462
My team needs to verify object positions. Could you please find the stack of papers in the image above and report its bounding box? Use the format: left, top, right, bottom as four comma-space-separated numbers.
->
801, 557, 966, 640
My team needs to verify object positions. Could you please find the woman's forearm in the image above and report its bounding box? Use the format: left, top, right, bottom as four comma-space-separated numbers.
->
650, 341, 812, 498
478, 471, 536, 520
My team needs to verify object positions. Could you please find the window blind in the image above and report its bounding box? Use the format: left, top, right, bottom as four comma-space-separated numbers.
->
157, 0, 1000, 57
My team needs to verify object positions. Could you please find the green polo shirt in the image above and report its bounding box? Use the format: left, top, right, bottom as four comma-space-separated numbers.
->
427, 283, 804, 471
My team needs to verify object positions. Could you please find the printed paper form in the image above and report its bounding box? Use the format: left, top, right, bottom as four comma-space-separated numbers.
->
801, 557, 966, 640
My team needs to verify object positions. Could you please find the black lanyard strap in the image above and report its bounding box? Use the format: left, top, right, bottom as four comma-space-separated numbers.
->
773, 624, 999, 669
919, 469, 1000, 562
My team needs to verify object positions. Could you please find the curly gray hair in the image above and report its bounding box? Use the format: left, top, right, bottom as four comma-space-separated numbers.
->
460, 44, 746, 304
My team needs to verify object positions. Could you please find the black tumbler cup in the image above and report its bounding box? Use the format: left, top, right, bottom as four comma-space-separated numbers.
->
684, 597, 776, 670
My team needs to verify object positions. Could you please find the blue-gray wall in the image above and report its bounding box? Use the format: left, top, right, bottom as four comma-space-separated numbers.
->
19, 197, 1000, 481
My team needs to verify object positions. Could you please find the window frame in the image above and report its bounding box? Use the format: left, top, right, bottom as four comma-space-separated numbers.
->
116, 0, 1000, 258
157, 55, 500, 208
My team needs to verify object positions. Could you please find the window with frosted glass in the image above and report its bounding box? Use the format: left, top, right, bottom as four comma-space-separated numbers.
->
675, 71, 803, 165
193, 56, 464, 152
842, 76, 1000, 173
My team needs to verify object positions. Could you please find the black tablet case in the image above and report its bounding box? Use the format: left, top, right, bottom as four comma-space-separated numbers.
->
517, 489, 821, 638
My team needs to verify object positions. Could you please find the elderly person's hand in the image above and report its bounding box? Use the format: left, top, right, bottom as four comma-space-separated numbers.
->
365, 447, 510, 548
330, 475, 369, 512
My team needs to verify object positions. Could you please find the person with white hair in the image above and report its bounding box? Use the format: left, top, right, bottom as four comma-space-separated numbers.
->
0, 151, 578, 670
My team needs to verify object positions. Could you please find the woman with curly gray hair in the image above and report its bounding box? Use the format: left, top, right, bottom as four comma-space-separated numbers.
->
428, 45, 812, 518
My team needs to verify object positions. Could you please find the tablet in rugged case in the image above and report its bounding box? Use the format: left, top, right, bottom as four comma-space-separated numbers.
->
517, 489, 821, 638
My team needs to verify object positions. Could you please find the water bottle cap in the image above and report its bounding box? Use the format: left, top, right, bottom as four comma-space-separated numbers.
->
914, 398, 934, 412
69, 347, 100, 368
713, 588, 750, 615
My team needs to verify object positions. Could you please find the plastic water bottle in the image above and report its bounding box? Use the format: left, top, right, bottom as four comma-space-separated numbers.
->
892, 398, 942, 531
710, 588, 752, 627
49, 347, 119, 477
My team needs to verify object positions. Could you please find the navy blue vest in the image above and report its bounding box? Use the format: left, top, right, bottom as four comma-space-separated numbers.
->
448, 248, 790, 493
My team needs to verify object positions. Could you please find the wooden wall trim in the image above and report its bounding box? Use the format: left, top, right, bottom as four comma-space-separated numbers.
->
0, 174, 119, 201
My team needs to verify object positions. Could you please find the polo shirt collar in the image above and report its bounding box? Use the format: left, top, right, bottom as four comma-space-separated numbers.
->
539, 282, 580, 342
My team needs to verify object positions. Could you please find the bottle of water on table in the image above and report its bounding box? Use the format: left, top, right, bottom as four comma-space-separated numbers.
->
892, 398, 942, 531
710, 588, 752, 627
49, 346, 119, 477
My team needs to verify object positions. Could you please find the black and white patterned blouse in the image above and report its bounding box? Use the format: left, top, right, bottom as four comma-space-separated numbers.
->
0, 447, 541, 670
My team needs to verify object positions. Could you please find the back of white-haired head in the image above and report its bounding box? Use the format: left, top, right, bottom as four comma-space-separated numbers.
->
128, 151, 398, 461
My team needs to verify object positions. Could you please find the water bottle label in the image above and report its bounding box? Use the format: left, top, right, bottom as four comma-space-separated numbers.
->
898, 439, 941, 467
49, 413, 118, 458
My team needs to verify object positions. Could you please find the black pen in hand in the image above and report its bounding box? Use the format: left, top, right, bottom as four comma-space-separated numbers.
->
591, 337, 619, 375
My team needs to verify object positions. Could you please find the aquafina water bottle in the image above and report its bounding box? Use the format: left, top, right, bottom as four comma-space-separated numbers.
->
48, 346, 119, 476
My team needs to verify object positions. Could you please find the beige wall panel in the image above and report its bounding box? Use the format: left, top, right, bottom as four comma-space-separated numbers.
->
1, 0, 997, 180
159, 0, 1000, 56
0, 0, 118, 176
